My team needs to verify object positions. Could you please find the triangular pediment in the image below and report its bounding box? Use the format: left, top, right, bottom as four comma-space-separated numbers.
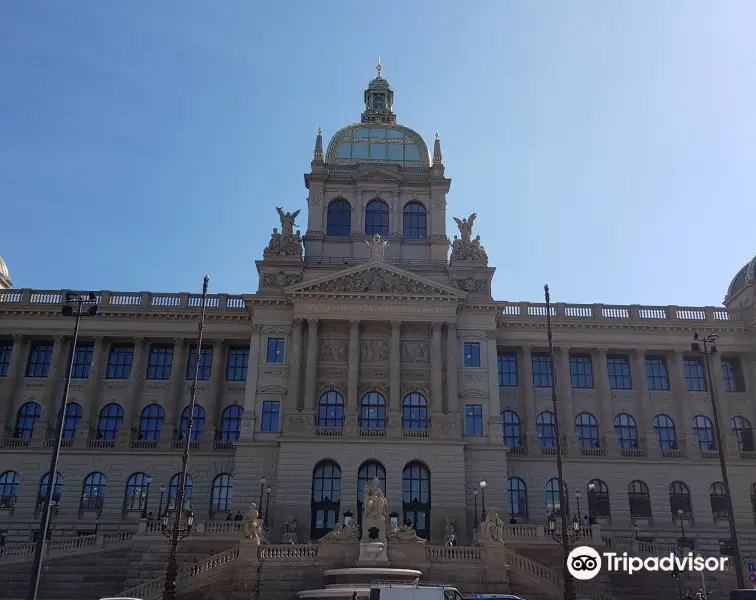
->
355, 169, 402, 181
285, 260, 466, 298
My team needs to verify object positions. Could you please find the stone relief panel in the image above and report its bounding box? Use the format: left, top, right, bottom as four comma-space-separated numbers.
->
299, 267, 453, 296
360, 340, 389, 363
262, 271, 302, 289
319, 339, 348, 363
452, 278, 489, 293
400, 341, 430, 364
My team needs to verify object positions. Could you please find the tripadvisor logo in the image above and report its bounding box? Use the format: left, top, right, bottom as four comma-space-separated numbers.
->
567, 546, 729, 581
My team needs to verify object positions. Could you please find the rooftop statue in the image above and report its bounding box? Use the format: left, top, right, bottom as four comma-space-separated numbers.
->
450, 212, 488, 262
265, 207, 303, 257
365, 233, 389, 261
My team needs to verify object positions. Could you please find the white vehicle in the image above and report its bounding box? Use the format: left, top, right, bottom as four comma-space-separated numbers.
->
369, 584, 465, 600
98, 597, 143, 600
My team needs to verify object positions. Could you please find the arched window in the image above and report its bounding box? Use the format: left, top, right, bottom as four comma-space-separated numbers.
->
692, 415, 715, 451
545, 478, 564, 515
732, 416, 754, 452
168, 473, 193, 510
360, 392, 386, 429
81, 472, 107, 510
587, 479, 610, 519
318, 391, 345, 428
402, 202, 426, 240
709, 482, 728, 520
180, 404, 206, 441
14, 401, 41, 439
138, 404, 164, 441
575, 412, 599, 448
508, 477, 527, 518
97, 403, 124, 441
327, 199, 351, 237
219, 405, 244, 441
311, 460, 341, 539
653, 414, 677, 450
401, 393, 428, 429
124, 472, 151, 513
0, 471, 20, 509
613, 413, 638, 450
365, 199, 389, 237
502, 410, 521, 447
669, 481, 692, 519
628, 480, 651, 519
62, 403, 83, 440
357, 461, 386, 525
211, 474, 233, 512
536, 411, 556, 447
402, 462, 430, 539
38, 472, 63, 505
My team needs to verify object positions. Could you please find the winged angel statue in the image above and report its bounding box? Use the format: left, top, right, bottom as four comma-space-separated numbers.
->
264, 207, 303, 257
450, 212, 487, 261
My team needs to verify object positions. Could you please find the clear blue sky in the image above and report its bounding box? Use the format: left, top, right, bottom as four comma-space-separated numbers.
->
1, 1, 754, 307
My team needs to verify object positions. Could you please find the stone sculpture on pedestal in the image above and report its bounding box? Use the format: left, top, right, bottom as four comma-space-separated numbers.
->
242, 503, 262, 545
264, 207, 303, 257
450, 213, 488, 262
282, 516, 298, 544
358, 477, 390, 564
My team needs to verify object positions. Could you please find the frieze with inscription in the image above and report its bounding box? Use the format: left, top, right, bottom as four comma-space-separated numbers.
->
261, 366, 288, 378
461, 370, 489, 383
359, 370, 388, 379
401, 370, 428, 381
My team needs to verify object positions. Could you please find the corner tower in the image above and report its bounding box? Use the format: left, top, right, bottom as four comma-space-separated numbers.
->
303, 60, 451, 273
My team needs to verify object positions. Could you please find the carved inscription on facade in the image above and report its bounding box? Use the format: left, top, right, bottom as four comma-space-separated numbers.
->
360, 340, 389, 362
318, 339, 348, 363
461, 371, 488, 382
400, 342, 430, 364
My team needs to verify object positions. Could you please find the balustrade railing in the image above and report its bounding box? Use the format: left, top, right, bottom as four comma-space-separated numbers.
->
0, 531, 135, 564
260, 544, 318, 559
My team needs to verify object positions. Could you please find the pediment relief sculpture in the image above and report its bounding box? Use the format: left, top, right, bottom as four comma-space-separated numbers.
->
400, 341, 429, 364
264, 207, 303, 257
450, 213, 488, 262
319, 339, 348, 363
295, 267, 452, 296
452, 277, 488, 293
262, 271, 302, 289
360, 339, 389, 362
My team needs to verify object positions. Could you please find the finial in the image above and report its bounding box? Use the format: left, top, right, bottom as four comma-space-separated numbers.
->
376, 55, 383, 79
317, 127, 322, 136
313, 127, 323, 161
435, 131, 440, 140
433, 131, 443, 164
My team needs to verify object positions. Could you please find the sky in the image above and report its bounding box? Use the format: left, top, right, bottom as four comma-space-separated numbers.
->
1, 1, 755, 307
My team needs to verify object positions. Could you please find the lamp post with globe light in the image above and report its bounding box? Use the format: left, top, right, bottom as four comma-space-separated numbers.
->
479, 480, 487, 522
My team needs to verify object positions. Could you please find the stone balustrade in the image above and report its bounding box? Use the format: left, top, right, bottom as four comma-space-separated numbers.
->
0, 531, 134, 565
425, 545, 481, 562
260, 544, 319, 560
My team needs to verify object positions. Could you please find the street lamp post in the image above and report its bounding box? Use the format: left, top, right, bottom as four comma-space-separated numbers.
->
587, 482, 595, 523
161, 276, 210, 600
27, 292, 99, 600
473, 489, 479, 528
544, 284, 576, 600
479, 480, 487, 522
258, 477, 267, 520
158, 486, 166, 518
264, 487, 272, 529
575, 492, 581, 522
676, 509, 685, 600
691, 331, 745, 589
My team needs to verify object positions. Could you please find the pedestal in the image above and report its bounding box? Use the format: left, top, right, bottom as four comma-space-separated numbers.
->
357, 541, 390, 566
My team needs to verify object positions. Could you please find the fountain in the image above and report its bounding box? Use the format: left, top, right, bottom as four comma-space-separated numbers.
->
297, 478, 425, 600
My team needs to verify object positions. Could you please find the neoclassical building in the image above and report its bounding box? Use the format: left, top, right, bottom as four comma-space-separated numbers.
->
1, 66, 755, 556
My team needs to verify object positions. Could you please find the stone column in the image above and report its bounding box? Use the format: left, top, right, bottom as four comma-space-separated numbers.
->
84, 337, 108, 424
169, 338, 188, 425
286, 319, 303, 411
519, 345, 536, 447
210, 339, 226, 429
555, 347, 575, 429
486, 332, 503, 444
445, 322, 458, 413
592, 346, 611, 413
241, 326, 262, 437
4, 335, 29, 425
348, 320, 360, 409
44, 336, 67, 414
629, 349, 653, 448
667, 351, 690, 445
304, 319, 319, 410
390, 321, 401, 411
431, 323, 443, 412
127, 338, 148, 428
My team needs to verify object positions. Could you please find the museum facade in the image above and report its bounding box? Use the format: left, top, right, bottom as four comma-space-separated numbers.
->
0, 66, 755, 557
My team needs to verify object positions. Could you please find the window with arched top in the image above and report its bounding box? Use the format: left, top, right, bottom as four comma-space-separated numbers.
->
97, 403, 124, 441
327, 199, 351, 237
180, 404, 206, 441
357, 461, 386, 525
508, 477, 527, 518
14, 401, 41, 439
709, 482, 728, 520
0, 471, 20, 509
63, 403, 83, 440
365, 200, 389, 237
502, 410, 521, 447
168, 473, 193, 510
545, 478, 564, 515
318, 391, 344, 428
653, 414, 677, 450
692, 415, 715, 451
628, 480, 651, 519
536, 411, 556, 447
211, 474, 233, 512
81, 472, 107, 511
123, 472, 151, 514
311, 460, 341, 539
219, 405, 244, 441
669, 481, 692, 519
575, 412, 599, 448
360, 392, 386, 429
732, 416, 754, 452
138, 404, 165, 441
402, 202, 426, 240
38, 472, 63, 506
402, 462, 430, 539
613, 413, 638, 450
587, 479, 610, 519
401, 393, 428, 429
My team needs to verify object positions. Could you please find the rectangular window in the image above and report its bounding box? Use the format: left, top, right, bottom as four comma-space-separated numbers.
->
226, 347, 249, 381
260, 401, 280, 432
186, 346, 213, 380
531, 354, 552, 388
721, 358, 745, 393
463, 343, 481, 368
645, 357, 669, 390
71, 344, 94, 379
106, 345, 134, 379
0, 342, 12, 377
570, 355, 593, 388
683, 358, 706, 391
607, 356, 632, 389
266, 338, 285, 364
497, 353, 518, 387
27, 343, 53, 378
464, 404, 484, 436
146, 345, 173, 380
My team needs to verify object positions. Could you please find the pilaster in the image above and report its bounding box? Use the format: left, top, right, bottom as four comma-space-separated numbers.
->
242, 326, 262, 431
519, 345, 536, 446
5, 335, 28, 423
445, 322, 458, 414
304, 319, 319, 410
667, 351, 689, 435
629, 349, 653, 448
592, 347, 612, 435
486, 332, 502, 443
84, 336, 108, 424
390, 320, 401, 411
348, 320, 360, 409
44, 336, 66, 413
431, 323, 443, 413
169, 338, 188, 423
286, 319, 303, 411
210, 339, 226, 422
127, 338, 148, 427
